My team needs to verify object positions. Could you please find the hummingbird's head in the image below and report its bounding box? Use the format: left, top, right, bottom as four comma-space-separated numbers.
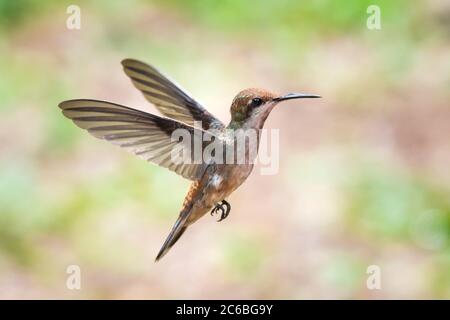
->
230, 88, 320, 129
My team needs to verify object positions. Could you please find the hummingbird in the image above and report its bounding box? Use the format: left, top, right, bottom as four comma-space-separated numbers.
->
59, 59, 320, 261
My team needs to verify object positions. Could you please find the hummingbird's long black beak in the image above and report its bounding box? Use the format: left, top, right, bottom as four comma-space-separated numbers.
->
273, 93, 321, 102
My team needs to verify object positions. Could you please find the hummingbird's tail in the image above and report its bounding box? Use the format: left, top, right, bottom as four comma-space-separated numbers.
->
155, 213, 189, 262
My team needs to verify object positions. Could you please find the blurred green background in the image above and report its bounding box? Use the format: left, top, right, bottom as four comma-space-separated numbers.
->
0, 0, 449, 299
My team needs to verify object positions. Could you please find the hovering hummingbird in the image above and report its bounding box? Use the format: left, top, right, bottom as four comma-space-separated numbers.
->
59, 59, 320, 261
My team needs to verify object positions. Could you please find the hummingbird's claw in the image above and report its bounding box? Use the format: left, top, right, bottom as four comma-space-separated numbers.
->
211, 200, 231, 222
210, 205, 221, 216
211, 204, 224, 220
220, 200, 231, 221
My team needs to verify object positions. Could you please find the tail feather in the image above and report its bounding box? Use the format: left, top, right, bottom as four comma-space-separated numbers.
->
155, 215, 188, 261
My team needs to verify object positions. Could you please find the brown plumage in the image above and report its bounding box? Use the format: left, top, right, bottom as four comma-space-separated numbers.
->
58, 59, 320, 261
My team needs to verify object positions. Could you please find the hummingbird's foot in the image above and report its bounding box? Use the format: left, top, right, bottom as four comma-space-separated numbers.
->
210, 200, 231, 222
210, 203, 224, 218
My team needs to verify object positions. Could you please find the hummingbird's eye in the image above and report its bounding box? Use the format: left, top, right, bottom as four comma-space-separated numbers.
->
251, 97, 263, 107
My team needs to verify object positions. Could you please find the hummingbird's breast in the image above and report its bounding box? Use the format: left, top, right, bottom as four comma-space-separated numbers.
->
212, 163, 254, 196
201, 161, 254, 207
206, 129, 259, 200
182, 129, 259, 225
183, 162, 254, 225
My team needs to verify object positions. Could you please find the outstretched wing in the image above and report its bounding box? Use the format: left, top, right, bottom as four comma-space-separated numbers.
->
121, 59, 224, 130
59, 99, 210, 181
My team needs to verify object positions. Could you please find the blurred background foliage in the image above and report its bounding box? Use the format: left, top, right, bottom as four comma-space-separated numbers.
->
0, 0, 449, 298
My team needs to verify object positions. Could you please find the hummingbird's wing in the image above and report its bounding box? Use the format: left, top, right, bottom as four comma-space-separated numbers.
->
59, 99, 212, 181
121, 59, 225, 130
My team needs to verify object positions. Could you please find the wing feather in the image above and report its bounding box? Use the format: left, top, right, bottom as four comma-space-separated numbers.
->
122, 59, 225, 130
59, 99, 211, 181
